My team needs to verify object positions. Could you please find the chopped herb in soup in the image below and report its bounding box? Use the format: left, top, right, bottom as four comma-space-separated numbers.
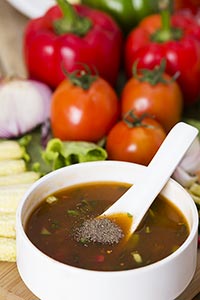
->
25, 182, 189, 271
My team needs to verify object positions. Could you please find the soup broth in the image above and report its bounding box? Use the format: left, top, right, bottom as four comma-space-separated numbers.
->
26, 182, 189, 271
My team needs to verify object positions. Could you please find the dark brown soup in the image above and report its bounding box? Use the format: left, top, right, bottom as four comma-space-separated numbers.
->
25, 182, 189, 271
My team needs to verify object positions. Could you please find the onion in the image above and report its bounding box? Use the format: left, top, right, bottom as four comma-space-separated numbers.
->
173, 166, 198, 188
173, 137, 200, 187
178, 138, 200, 173
0, 78, 52, 138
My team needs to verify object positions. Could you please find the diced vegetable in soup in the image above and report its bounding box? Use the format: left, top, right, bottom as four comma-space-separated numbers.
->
25, 182, 189, 271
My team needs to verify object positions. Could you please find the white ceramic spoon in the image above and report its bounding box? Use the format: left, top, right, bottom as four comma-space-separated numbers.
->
102, 122, 198, 234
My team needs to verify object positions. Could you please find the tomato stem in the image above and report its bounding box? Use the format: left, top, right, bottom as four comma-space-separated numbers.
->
54, 0, 92, 36
123, 111, 154, 128
63, 64, 97, 90
132, 59, 179, 85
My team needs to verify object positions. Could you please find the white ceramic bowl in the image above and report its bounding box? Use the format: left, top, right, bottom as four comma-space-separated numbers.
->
16, 161, 199, 300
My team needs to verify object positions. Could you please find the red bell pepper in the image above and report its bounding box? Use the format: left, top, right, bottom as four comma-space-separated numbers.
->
174, 0, 200, 14
24, 0, 122, 88
125, 3, 200, 106
174, 1, 200, 28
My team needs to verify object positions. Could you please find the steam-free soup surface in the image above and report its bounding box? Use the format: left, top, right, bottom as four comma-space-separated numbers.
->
26, 182, 189, 271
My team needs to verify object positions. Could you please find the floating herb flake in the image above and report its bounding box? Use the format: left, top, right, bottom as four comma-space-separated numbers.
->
46, 195, 58, 204
127, 212, 133, 218
41, 227, 51, 235
131, 251, 143, 263
145, 226, 151, 233
51, 221, 60, 229
67, 209, 79, 216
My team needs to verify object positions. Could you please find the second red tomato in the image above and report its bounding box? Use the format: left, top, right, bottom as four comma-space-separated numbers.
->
106, 116, 166, 166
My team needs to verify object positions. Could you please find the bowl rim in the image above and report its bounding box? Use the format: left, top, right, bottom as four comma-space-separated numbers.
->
16, 160, 199, 276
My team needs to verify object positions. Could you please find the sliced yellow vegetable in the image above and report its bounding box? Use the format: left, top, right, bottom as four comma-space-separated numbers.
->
0, 159, 26, 176
0, 213, 16, 238
0, 171, 40, 186
0, 140, 25, 160
0, 183, 31, 213
0, 237, 16, 262
189, 183, 200, 197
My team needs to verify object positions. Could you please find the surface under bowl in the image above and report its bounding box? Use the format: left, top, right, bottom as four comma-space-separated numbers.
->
16, 161, 199, 300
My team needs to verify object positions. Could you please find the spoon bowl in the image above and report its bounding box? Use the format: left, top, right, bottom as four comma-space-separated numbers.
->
102, 122, 198, 235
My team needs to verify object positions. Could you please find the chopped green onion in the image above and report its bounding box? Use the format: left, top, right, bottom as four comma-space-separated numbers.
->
127, 212, 133, 218
51, 221, 60, 229
79, 237, 89, 244
81, 199, 90, 206
129, 233, 139, 246
131, 251, 143, 263
46, 195, 58, 204
67, 209, 79, 216
41, 227, 51, 235
145, 226, 151, 233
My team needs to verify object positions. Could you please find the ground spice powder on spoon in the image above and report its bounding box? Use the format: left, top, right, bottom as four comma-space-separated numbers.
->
73, 218, 124, 245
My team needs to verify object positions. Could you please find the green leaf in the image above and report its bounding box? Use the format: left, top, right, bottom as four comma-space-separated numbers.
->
16, 127, 107, 175
42, 139, 107, 171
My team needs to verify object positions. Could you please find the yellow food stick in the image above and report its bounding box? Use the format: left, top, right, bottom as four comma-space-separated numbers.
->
0, 237, 16, 262
0, 184, 31, 213
0, 140, 24, 160
0, 213, 16, 238
0, 159, 26, 176
0, 171, 40, 186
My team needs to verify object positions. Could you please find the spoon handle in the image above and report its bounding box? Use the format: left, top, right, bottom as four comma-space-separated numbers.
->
103, 122, 198, 233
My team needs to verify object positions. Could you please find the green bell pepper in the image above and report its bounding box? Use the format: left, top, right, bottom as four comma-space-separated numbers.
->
82, 0, 160, 33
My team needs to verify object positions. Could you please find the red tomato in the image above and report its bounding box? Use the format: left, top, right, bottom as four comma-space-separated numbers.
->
121, 72, 183, 133
50, 76, 120, 142
106, 116, 166, 166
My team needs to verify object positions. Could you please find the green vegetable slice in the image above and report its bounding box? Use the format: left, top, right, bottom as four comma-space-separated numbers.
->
42, 138, 107, 170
